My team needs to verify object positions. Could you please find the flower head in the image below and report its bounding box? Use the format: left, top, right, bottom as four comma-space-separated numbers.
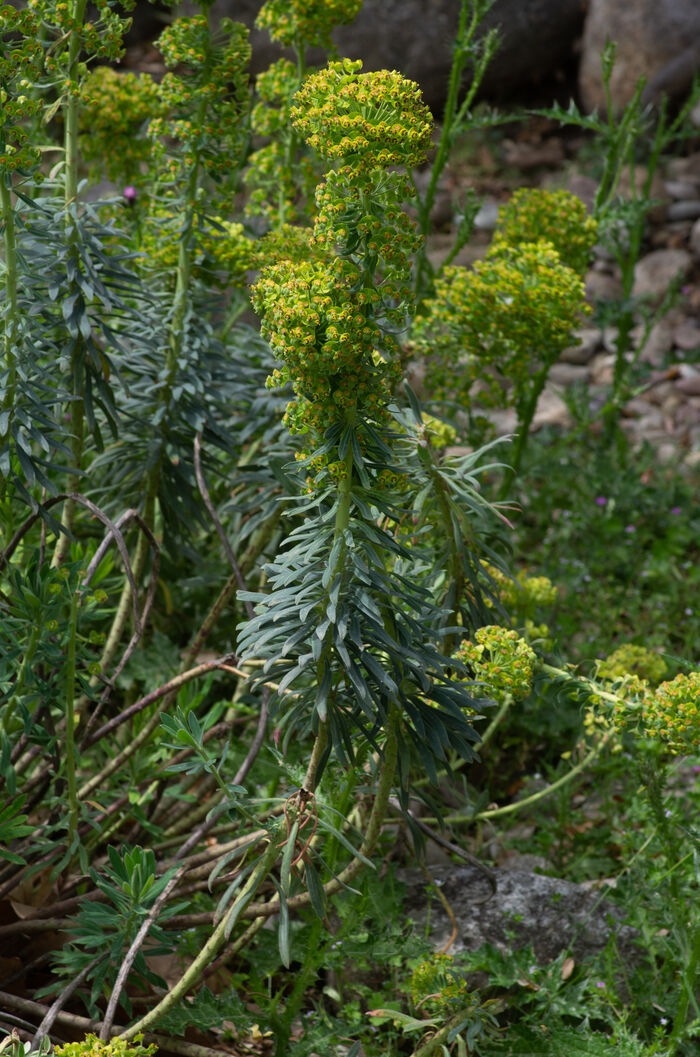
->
292, 59, 433, 168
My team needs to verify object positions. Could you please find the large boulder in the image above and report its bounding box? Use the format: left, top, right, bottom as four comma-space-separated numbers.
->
402, 865, 639, 964
579, 0, 700, 113
175, 0, 585, 114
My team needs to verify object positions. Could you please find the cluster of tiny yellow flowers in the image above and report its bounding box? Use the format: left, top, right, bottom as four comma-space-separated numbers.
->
255, 0, 362, 49
409, 953, 470, 1013
54, 1035, 156, 1057
291, 59, 433, 168
597, 644, 667, 687
252, 256, 398, 435
455, 625, 537, 704
640, 672, 700, 754
252, 60, 434, 452
483, 563, 557, 614
79, 67, 164, 186
415, 238, 590, 407
151, 17, 250, 181
0, 6, 43, 173
490, 188, 598, 278
245, 59, 320, 224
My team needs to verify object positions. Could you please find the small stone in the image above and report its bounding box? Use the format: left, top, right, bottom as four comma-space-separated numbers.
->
532, 390, 570, 429
560, 327, 602, 364
673, 320, 700, 351
676, 374, 700, 397
664, 179, 700, 200
586, 269, 623, 303
633, 249, 692, 302
638, 317, 677, 366
473, 200, 501, 231
591, 352, 615, 385
667, 201, 700, 222
548, 363, 591, 386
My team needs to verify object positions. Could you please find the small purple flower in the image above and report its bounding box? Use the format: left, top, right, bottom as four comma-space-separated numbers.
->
671, 507, 681, 515
595, 981, 606, 989
123, 185, 137, 203
595, 496, 607, 506
625, 525, 636, 533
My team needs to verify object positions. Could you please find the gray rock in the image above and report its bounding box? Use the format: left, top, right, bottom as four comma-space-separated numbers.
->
667, 200, 700, 222
632, 248, 692, 302
585, 269, 623, 303
185, 0, 584, 112
560, 327, 602, 364
664, 179, 700, 200
402, 866, 639, 964
579, 0, 700, 113
548, 363, 591, 386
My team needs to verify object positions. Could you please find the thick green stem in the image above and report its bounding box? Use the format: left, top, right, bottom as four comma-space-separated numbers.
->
499, 361, 551, 499
53, 0, 89, 566
1, 177, 18, 418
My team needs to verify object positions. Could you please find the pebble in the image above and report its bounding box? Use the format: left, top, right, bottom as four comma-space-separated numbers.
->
673, 320, 700, 350
548, 363, 591, 386
667, 201, 700, 222
664, 180, 700, 199
633, 249, 692, 301
560, 327, 602, 365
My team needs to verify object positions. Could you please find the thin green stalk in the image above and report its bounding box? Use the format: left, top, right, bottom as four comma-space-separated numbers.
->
63, 586, 81, 849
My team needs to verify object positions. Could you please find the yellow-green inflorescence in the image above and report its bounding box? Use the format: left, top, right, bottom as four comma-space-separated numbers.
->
54, 1036, 156, 1057
0, 5, 44, 174
490, 187, 598, 278
415, 239, 590, 408
413, 188, 596, 411
255, 0, 363, 49
79, 67, 165, 187
597, 643, 667, 687
251, 59, 434, 445
455, 625, 537, 705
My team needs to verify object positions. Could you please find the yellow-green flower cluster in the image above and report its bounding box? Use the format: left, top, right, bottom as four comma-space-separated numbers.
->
490, 188, 598, 278
152, 17, 250, 180
641, 672, 700, 754
252, 256, 398, 435
483, 563, 557, 614
54, 1035, 156, 1057
291, 59, 433, 169
245, 60, 319, 223
252, 61, 433, 447
0, 6, 43, 173
455, 625, 537, 703
79, 67, 164, 186
255, 0, 362, 49
415, 240, 590, 407
597, 644, 667, 687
